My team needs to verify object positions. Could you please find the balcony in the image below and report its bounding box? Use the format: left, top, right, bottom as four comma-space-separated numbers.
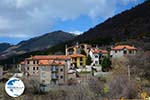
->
51, 66, 58, 72
51, 73, 58, 79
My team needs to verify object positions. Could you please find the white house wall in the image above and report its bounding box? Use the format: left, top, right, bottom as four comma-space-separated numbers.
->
93, 54, 99, 65
110, 49, 136, 58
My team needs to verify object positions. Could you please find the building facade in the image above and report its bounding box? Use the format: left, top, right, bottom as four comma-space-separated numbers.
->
38, 60, 68, 85
89, 48, 108, 66
23, 55, 70, 86
110, 45, 137, 58
69, 53, 86, 68
65, 43, 91, 56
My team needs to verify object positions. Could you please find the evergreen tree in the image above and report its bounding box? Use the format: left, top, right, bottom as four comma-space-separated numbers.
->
86, 55, 92, 65
101, 56, 111, 72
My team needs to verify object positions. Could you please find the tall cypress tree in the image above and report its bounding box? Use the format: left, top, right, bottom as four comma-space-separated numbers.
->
101, 56, 111, 72
86, 55, 92, 65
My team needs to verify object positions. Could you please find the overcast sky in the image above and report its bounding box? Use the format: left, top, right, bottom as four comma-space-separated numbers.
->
0, 0, 145, 44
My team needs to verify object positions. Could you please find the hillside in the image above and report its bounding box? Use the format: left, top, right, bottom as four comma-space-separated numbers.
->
15, 30, 75, 51
0, 30, 75, 59
0, 43, 13, 53
73, 1, 150, 44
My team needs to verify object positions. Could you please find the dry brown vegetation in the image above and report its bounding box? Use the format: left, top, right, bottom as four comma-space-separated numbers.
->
128, 51, 150, 96
107, 67, 140, 99
129, 51, 150, 82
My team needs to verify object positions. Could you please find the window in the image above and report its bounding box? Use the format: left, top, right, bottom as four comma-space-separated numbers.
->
99, 54, 102, 58
123, 50, 127, 54
129, 50, 132, 54
56, 75, 59, 79
95, 61, 98, 64
77, 49, 81, 54
80, 57, 82, 61
51, 66, 58, 71
42, 72, 46, 78
42, 66, 46, 70
33, 67, 35, 70
60, 68, 63, 72
60, 75, 63, 79
27, 61, 30, 64
75, 58, 77, 61
33, 61, 36, 64
95, 55, 98, 58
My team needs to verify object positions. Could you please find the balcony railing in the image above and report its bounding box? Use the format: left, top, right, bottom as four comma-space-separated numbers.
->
51, 66, 58, 72
51, 73, 58, 79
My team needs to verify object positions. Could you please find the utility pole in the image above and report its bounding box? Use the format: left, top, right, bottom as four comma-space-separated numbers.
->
128, 65, 130, 81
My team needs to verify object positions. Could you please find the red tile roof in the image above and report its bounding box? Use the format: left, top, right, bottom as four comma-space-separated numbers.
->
69, 53, 85, 57
53, 61, 66, 65
99, 50, 108, 54
92, 48, 108, 54
26, 55, 71, 60
39, 60, 54, 65
38, 60, 66, 65
93, 48, 99, 54
112, 45, 137, 50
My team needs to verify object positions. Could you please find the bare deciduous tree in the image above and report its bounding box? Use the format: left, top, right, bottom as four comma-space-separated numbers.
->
107, 73, 139, 99
129, 51, 150, 81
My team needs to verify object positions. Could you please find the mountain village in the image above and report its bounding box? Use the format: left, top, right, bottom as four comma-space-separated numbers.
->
0, 1, 150, 99
4, 43, 136, 92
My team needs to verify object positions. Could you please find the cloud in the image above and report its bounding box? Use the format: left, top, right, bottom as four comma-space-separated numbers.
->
0, 33, 29, 38
69, 30, 83, 35
0, 16, 11, 30
0, 0, 141, 40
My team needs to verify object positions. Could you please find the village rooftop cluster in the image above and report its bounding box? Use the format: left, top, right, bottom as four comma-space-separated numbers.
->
0, 43, 137, 92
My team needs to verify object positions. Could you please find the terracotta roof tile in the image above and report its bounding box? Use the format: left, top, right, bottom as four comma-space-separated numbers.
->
39, 60, 54, 65
92, 48, 108, 54
112, 45, 137, 50
99, 50, 108, 54
38, 60, 66, 65
52, 61, 66, 65
69, 53, 85, 57
26, 55, 70, 60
